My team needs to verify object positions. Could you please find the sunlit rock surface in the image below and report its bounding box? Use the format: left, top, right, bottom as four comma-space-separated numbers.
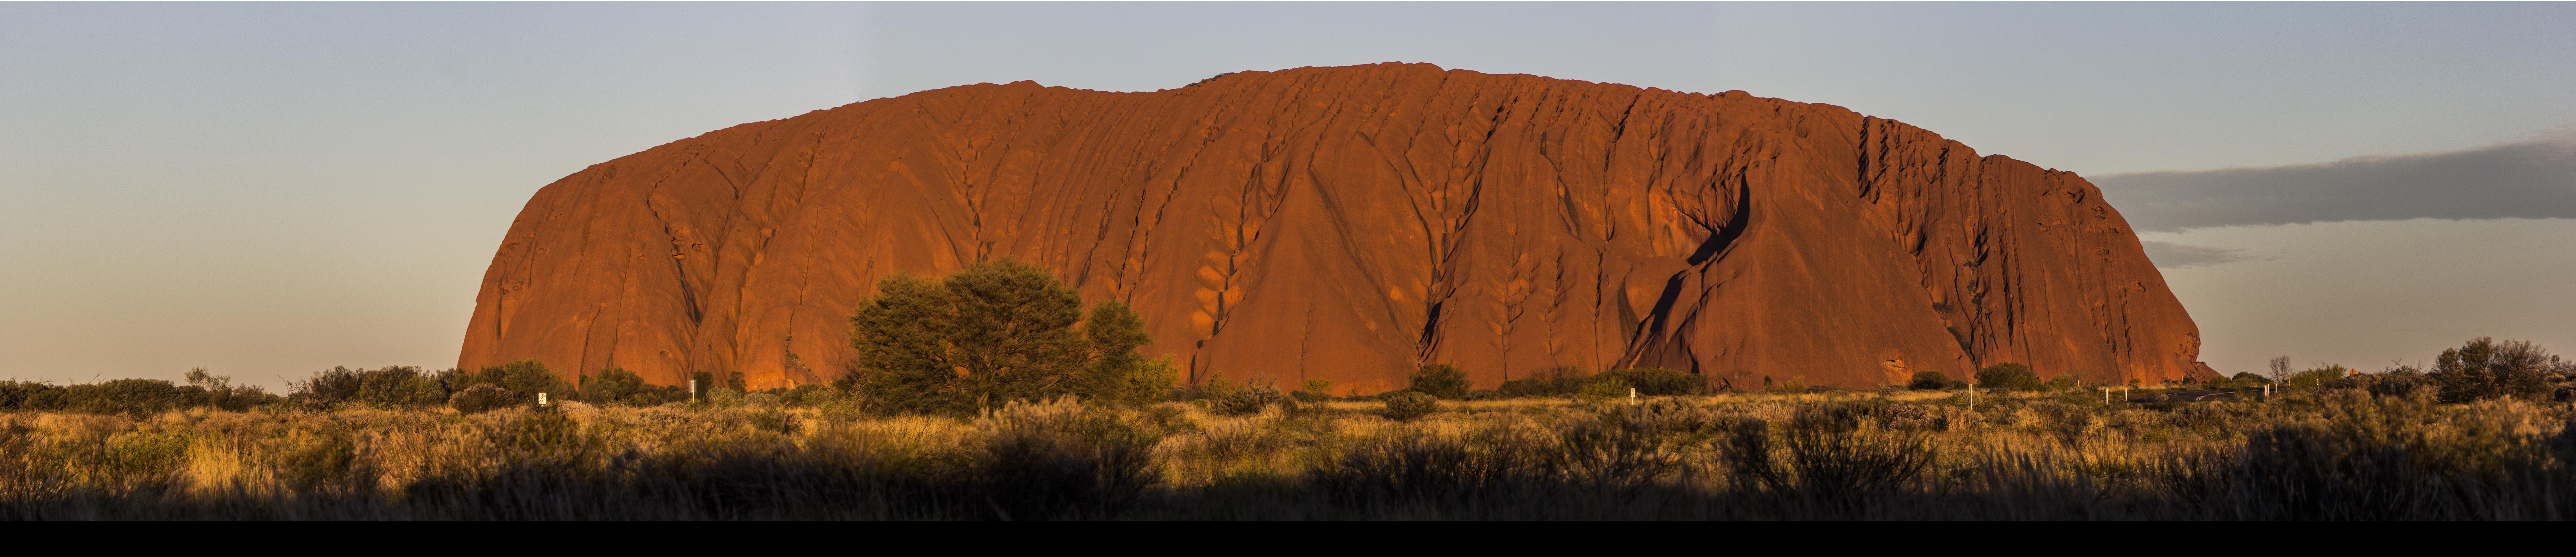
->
460, 63, 2208, 391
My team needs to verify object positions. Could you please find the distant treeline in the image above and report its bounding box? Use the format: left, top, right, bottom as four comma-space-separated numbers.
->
0, 362, 746, 416
5, 259, 2568, 417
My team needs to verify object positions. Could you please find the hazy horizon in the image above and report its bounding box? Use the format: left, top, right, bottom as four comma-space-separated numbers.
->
4, 2, 2571, 390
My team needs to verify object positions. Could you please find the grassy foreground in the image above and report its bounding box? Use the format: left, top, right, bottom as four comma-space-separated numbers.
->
5, 387, 2573, 520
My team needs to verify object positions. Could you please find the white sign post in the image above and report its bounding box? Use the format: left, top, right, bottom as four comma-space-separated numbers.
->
690, 379, 698, 402
538, 392, 549, 406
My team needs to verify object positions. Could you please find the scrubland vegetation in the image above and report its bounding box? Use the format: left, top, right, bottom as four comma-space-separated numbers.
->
8, 260, 2573, 520
7, 371, 2576, 520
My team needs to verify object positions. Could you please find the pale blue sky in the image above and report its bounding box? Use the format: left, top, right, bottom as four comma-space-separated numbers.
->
3, 2, 2571, 388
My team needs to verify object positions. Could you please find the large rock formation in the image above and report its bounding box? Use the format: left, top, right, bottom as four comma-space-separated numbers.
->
460, 63, 2209, 392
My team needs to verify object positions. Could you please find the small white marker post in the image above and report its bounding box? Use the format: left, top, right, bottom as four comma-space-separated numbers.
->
1629, 387, 1638, 399
1968, 383, 1976, 408
689, 379, 698, 402
538, 392, 549, 407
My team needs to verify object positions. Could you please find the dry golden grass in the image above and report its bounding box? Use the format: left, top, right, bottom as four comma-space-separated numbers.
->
4, 386, 2571, 519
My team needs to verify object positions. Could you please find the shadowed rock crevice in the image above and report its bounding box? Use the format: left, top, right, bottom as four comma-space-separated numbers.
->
460, 63, 2203, 391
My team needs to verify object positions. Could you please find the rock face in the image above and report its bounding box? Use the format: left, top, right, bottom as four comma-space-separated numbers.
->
460, 63, 2209, 392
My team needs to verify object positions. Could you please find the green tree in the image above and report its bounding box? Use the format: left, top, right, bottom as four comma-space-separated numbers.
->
1408, 363, 1471, 399
2430, 337, 2562, 402
848, 259, 1155, 415
1076, 300, 1170, 406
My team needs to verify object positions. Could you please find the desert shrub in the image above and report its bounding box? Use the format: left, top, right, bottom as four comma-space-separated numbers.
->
1379, 391, 1439, 421
1499, 365, 1589, 397
280, 429, 361, 490
743, 393, 782, 408
1593, 368, 1702, 396
848, 259, 1155, 416
688, 371, 717, 399
1906, 370, 1960, 390
975, 398, 1164, 519
1719, 418, 1782, 489
2285, 365, 2351, 391
0, 381, 59, 411
1771, 376, 1807, 394
706, 387, 745, 407
448, 384, 514, 414
188, 369, 280, 411
1579, 378, 1632, 402
1601, 398, 1714, 436
2354, 367, 2434, 398
1974, 363, 2043, 392
777, 384, 837, 407
745, 408, 797, 433
58, 379, 204, 416
1557, 414, 1686, 491
2231, 372, 2273, 386
1084, 356, 1176, 407
1464, 389, 1504, 401
1209, 379, 1288, 416
1782, 405, 1932, 498
2428, 337, 2563, 402
297, 367, 366, 404
1180, 371, 1243, 402
1408, 364, 1470, 399
454, 360, 571, 407
2233, 389, 2564, 519
292, 366, 447, 408
1291, 378, 1334, 403
355, 366, 448, 408
511, 411, 583, 451
2041, 375, 2076, 391
0, 372, 281, 414
580, 367, 684, 406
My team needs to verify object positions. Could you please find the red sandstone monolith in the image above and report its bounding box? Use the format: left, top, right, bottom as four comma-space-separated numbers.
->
460, 63, 2210, 392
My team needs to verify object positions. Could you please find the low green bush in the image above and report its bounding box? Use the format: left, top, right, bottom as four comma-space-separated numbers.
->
455, 359, 571, 407
1906, 370, 1963, 390
2042, 375, 2077, 392
1499, 365, 1589, 397
449, 384, 513, 414
1409, 364, 1470, 399
1379, 391, 1438, 421
580, 367, 686, 406
291, 366, 448, 409
1595, 368, 1703, 396
1974, 363, 2043, 392
778, 384, 838, 407
1579, 378, 1632, 402
1291, 378, 1333, 403
1209, 380, 1288, 416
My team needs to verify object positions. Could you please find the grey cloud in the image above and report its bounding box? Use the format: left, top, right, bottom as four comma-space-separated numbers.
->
2093, 136, 2576, 232
2139, 241, 2272, 269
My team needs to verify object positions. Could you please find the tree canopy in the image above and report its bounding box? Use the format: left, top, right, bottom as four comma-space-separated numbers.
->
848, 259, 1159, 415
